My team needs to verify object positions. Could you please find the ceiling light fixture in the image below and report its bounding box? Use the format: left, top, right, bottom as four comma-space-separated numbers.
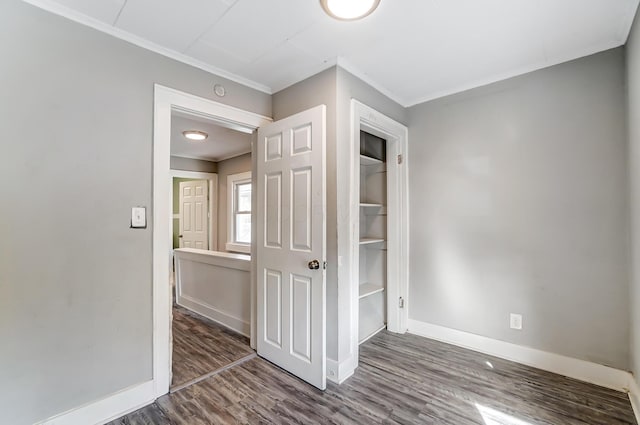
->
320, 0, 380, 21
182, 130, 208, 141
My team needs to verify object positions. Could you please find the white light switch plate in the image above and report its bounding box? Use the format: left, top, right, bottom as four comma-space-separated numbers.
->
131, 207, 146, 228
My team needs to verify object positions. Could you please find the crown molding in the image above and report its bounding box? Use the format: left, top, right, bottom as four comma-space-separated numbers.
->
22, 0, 273, 94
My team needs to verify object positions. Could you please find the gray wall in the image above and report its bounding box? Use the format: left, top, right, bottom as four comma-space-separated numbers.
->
408, 48, 630, 369
0, 2, 270, 424
272, 67, 339, 358
170, 156, 218, 173
628, 7, 640, 381
216, 153, 252, 252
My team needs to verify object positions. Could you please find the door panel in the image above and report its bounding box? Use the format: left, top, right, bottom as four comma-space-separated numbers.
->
256, 105, 326, 390
179, 180, 208, 250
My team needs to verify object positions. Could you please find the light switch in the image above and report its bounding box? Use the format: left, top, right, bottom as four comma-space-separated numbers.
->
131, 207, 146, 229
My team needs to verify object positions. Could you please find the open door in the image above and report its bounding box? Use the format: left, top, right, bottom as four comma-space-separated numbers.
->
256, 105, 326, 390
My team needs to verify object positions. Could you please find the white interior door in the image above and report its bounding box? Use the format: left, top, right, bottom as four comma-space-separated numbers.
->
179, 180, 209, 249
256, 105, 326, 390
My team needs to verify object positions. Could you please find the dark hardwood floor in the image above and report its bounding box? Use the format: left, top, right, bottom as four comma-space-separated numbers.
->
109, 329, 636, 425
171, 306, 254, 390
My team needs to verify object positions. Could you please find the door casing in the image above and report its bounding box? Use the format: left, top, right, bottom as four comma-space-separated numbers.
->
153, 84, 271, 397
344, 100, 410, 382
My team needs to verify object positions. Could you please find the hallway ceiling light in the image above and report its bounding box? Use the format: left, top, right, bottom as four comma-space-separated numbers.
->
183, 130, 208, 141
320, 0, 380, 21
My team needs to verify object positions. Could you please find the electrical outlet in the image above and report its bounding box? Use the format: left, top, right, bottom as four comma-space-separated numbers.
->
510, 313, 523, 330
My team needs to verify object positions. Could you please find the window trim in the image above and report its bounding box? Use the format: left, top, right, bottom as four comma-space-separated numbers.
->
226, 171, 252, 253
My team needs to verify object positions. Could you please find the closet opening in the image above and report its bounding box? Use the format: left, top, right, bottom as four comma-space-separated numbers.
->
347, 100, 409, 381
358, 131, 388, 344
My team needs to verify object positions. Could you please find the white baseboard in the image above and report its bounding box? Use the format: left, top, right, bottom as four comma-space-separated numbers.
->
326, 356, 356, 384
35, 381, 155, 425
628, 376, 640, 424
178, 294, 250, 337
408, 319, 633, 393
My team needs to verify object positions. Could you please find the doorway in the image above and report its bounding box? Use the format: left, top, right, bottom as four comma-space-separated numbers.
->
167, 105, 261, 392
153, 85, 271, 396
154, 85, 329, 395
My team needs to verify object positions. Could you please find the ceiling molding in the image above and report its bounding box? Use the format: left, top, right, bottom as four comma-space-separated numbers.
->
21, 0, 273, 94
22, 0, 640, 110
215, 149, 252, 162
171, 151, 251, 163
269, 57, 338, 94
405, 38, 626, 108
336, 57, 410, 108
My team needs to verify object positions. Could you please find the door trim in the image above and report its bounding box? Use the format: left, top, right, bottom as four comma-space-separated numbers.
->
348, 100, 409, 376
170, 170, 218, 251
153, 84, 271, 398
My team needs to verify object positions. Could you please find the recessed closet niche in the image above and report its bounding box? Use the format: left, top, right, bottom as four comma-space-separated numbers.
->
358, 130, 388, 343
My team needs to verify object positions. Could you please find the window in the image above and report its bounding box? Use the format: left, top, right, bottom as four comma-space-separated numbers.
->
226, 171, 252, 253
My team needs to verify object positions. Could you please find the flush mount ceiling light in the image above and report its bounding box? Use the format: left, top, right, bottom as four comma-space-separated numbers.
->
320, 0, 380, 21
182, 130, 208, 141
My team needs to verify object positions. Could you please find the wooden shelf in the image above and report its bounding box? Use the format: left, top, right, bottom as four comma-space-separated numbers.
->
359, 237, 385, 245
360, 154, 383, 166
359, 283, 385, 299
360, 203, 384, 208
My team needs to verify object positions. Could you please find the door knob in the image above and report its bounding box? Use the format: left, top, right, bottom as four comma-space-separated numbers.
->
308, 260, 320, 270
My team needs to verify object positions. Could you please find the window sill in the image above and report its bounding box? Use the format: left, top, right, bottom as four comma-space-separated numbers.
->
226, 242, 251, 254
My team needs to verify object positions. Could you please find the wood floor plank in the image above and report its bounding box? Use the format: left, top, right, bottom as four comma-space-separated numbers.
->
111, 327, 637, 425
170, 306, 254, 389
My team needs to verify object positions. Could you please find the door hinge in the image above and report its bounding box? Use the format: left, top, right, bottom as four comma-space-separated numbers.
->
397, 154, 403, 165
399, 297, 405, 308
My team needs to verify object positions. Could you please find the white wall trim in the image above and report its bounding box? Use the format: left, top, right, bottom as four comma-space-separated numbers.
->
35, 381, 155, 425
408, 319, 633, 393
404, 39, 626, 107
170, 170, 218, 251
628, 377, 640, 424
22, 0, 272, 95
336, 58, 408, 108
169, 170, 217, 180
154, 84, 271, 399
170, 151, 252, 163
177, 295, 250, 337
326, 356, 357, 384
348, 100, 409, 375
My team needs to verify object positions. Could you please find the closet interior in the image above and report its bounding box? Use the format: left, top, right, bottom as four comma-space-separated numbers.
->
358, 130, 388, 344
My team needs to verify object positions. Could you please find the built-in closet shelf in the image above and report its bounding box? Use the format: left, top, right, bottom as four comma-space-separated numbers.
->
359, 237, 385, 245
359, 283, 385, 299
360, 203, 385, 208
360, 154, 383, 166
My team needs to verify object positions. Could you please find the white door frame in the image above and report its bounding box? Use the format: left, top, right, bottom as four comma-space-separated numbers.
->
349, 99, 409, 368
153, 84, 271, 397
170, 170, 218, 251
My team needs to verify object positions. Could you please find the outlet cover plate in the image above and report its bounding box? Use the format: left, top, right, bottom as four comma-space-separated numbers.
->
510, 313, 523, 330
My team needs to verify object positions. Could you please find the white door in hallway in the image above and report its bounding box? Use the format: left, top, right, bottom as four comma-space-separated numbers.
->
179, 180, 208, 249
256, 105, 327, 390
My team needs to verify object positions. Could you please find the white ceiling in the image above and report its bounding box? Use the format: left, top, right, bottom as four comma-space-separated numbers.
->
28, 0, 640, 106
171, 113, 252, 161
